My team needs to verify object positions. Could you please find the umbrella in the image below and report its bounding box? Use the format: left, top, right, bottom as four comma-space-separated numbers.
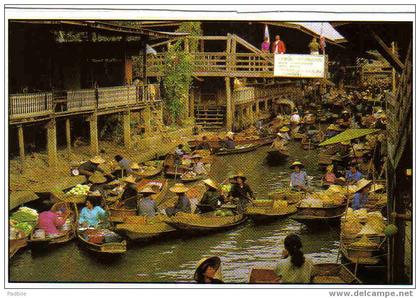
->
319, 129, 379, 147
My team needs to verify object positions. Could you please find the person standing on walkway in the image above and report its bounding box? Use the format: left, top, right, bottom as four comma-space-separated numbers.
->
272, 35, 286, 54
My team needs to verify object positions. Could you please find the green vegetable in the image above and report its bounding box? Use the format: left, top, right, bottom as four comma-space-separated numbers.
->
214, 210, 224, 217
223, 210, 234, 217
11, 211, 38, 223
384, 224, 398, 237
14, 222, 34, 236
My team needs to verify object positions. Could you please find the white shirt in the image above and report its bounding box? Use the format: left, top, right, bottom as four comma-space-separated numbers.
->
275, 256, 314, 283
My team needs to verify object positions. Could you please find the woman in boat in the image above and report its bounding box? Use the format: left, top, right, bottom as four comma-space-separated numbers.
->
325, 124, 341, 138
345, 163, 363, 185
271, 132, 288, 151
222, 133, 236, 149
228, 172, 255, 212
290, 109, 301, 125
322, 164, 336, 188
190, 154, 207, 176
340, 110, 352, 128
113, 154, 134, 177
194, 256, 224, 284
78, 196, 108, 228
290, 161, 308, 192
89, 171, 113, 200
78, 156, 106, 181
37, 202, 69, 237
197, 179, 223, 213
277, 126, 291, 141
165, 183, 192, 216
275, 234, 314, 283
120, 175, 139, 209
137, 186, 158, 216
351, 178, 372, 210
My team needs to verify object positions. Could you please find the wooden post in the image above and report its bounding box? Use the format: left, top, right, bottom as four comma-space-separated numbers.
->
143, 106, 152, 136
123, 111, 131, 148
88, 114, 99, 155
264, 100, 269, 111
226, 34, 232, 72
65, 118, 71, 154
225, 77, 233, 131
46, 119, 58, 167
392, 42, 397, 94
17, 125, 25, 172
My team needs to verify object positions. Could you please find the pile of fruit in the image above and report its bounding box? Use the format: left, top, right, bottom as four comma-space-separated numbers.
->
214, 209, 234, 217
182, 171, 197, 179
67, 184, 90, 196
220, 184, 231, 193
10, 207, 39, 238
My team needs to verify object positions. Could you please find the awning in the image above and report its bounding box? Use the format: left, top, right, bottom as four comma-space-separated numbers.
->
262, 21, 347, 44
319, 129, 379, 146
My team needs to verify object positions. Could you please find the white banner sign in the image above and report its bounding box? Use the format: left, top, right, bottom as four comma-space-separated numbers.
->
274, 54, 325, 78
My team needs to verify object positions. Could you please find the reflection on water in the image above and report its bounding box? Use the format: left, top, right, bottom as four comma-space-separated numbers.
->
10, 143, 340, 283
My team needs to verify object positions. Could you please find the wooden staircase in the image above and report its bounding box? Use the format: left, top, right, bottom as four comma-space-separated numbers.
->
194, 105, 226, 130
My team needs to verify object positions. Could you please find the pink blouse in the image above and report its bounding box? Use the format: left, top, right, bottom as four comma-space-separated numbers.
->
38, 211, 66, 235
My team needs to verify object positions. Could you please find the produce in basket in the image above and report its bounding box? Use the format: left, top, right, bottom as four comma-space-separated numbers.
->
350, 235, 378, 248
67, 184, 90, 196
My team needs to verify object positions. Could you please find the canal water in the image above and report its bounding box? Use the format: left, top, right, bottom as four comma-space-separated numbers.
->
9, 142, 341, 283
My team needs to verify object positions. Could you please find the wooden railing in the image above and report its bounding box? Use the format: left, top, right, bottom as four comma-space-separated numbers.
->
9, 92, 53, 118
143, 52, 275, 77
9, 84, 160, 120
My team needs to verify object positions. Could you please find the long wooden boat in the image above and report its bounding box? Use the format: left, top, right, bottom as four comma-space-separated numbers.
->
28, 202, 77, 248
115, 215, 177, 243
215, 143, 261, 156
339, 234, 386, 266
165, 212, 247, 236
108, 178, 168, 222
77, 229, 127, 255
248, 263, 361, 284
266, 149, 289, 165
9, 230, 28, 259
291, 204, 347, 225
246, 204, 297, 223
188, 136, 274, 150
135, 161, 163, 178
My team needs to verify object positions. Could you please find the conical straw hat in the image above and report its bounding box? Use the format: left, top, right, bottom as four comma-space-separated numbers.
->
369, 184, 385, 193
203, 179, 219, 190
89, 172, 107, 184
290, 161, 304, 169
139, 186, 157, 194
279, 126, 290, 132
194, 256, 222, 282
90, 156, 105, 164
170, 183, 189, 193
353, 178, 372, 193
131, 162, 141, 170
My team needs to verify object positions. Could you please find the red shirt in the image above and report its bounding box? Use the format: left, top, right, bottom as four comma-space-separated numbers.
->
272, 40, 286, 54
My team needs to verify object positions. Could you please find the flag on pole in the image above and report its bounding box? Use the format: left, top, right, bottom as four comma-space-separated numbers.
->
320, 22, 326, 54
264, 24, 270, 43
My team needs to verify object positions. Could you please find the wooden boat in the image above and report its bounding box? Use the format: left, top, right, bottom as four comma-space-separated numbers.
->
165, 212, 247, 236
266, 149, 289, 165
9, 230, 28, 259
77, 229, 127, 255
292, 203, 347, 225
109, 178, 168, 222
248, 263, 361, 284
188, 136, 274, 151
28, 202, 77, 248
163, 153, 190, 177
340, 234, 386, 266
115, 215, 177, 242
215, 143, 261, 156
246, 204, 297, 223
135, 160, 163, 178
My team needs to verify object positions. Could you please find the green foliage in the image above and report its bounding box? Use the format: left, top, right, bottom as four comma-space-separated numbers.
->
160, 22, 202, 123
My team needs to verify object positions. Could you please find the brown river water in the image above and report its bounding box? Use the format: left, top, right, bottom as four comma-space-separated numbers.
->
10, 143, 344, 283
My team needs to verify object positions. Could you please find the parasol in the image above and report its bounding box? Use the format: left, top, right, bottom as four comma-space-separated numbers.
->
319, 129, 379, 147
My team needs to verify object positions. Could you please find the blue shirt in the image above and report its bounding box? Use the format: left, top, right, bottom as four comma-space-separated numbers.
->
345, 170, 363, 183
79, 206, 107, 227
352, 192, 369, 210
290, 171, 308, 187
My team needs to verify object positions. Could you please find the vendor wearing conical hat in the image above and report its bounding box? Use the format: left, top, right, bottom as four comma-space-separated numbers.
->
277, 126, 291, 141
322, 164, 336, 188
198, 179, 223, 213
194, 256, 224, 284
272, 132, 289, 151
351, 178, 372, 210
78, 155, 106, 179
166, 183, 191, 216
89, 172, 113, 200
290, 110, 301, 125
228, 171, 255, 212
290, 161, 308, 192
222, 132, 236, 149
137, 186, 158, 216
120, 175, 139, 205
325, 124, 341, 138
